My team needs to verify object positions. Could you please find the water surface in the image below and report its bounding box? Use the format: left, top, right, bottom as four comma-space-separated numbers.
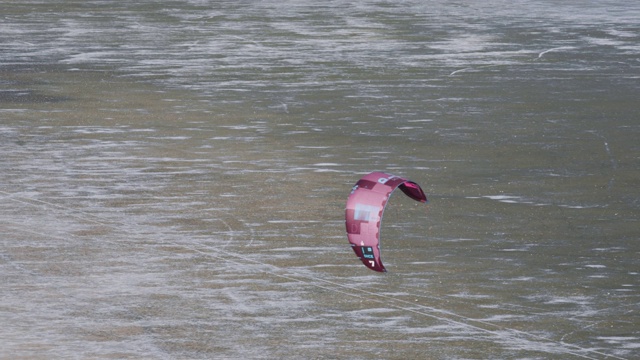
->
1, 1, 639, 358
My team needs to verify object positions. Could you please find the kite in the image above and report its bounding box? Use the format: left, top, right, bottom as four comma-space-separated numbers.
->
345, 171, 427, 272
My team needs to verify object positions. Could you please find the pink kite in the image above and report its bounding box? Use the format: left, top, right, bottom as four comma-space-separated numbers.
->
345, 172, 427, 272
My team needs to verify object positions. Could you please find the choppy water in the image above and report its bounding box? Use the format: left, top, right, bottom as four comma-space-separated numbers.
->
1, 1, 639, 358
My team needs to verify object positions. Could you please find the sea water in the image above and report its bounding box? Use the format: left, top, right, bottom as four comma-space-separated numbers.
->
1, 1, 639, 358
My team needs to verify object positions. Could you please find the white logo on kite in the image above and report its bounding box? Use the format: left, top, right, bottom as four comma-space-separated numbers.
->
377, 175, 400, 184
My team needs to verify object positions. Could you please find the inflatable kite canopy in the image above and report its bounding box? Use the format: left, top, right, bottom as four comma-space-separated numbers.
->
345, 172, 427, 272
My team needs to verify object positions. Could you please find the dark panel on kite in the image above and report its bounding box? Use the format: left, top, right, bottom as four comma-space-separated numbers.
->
345, 172, 427, 272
